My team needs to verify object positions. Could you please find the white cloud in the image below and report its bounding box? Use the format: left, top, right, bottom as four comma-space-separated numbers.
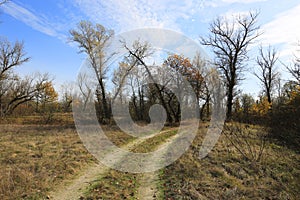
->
220, 10, 251, 19
221, 0, 267, 3
1, 1, 66, 40
72, 0, 205, 33
261, 3, 300, 58
204, 0, 267, 7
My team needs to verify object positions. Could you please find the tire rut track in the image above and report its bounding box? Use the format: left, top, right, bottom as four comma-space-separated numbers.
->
49, 129, 176, 200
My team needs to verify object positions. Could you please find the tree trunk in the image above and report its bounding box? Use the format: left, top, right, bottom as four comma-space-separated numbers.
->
138, 87, 144, 121
267, 88, 272, 104
99, 78, 110, 120
226, 84, 234, 120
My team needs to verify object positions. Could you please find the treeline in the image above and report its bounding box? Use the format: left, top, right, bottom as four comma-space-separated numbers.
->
0, 39, 72, 121
1, 11, 300, 136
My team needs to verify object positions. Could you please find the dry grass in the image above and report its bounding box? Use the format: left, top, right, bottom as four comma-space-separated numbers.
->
131, 128, 178, 153
161, 123, 300, 199
84, 170, 138, 200
83, 128, 178, 199
0, 124, 96, 200
0, 113, 74, 125
1, 116, 299, 200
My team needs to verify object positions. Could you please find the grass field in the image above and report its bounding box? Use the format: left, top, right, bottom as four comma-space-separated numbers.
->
0, 116, 299, 199
161, 123, 300, 199
0, 124, 95, 200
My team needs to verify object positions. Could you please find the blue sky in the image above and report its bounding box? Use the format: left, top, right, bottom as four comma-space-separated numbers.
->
1, 0, 300, 96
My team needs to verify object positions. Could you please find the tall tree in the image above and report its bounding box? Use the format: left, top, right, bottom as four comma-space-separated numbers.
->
255, 45, 279, 104
76, 72, 93, 111
163, 54, 206, 120
0, 73, 50, 116
0, 38, 31, 116
0, 39, 29, 81
240, 93, 255, 117
286, 53, 300, 85
123, 40, 176, 123
201, 12, 261, 119
112, 40, 151, 105
60, 82, 73, 112
36, 80, 58, 112
70, 21, 114, 121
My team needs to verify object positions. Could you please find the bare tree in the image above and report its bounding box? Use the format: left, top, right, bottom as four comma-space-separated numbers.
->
1, 73, 51, 116
0, 39, 30, 80
254, 45, 279, 104
122, 40, 176, 123
77, 72, 93, 111
113, 61, 148, 120
0, 38, 31, 116
201, 12, 261, 119
192, 52, 211, 120
286, 55, 300, 85
60, 82, 74, 112
70, 21, 114, 121
112, 40, 151, 104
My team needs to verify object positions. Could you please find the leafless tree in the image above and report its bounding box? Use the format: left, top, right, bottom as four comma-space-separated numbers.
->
286, 55, 300, 85
122, 40, 176, 123
193, 52, 211, 120
112, 40, 151, 105
76, 72, 93, 111
254, 45, 279, 104
60, 82, 74, 112
70, 21, 114, 121
201, 12, 261, 119
0, 39, 30, 80
1, 73, 51, 116
0, 38, 31, 116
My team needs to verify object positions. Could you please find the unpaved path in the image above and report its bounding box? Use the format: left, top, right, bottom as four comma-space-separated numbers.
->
138, 172, 160, 200
49, 129, 176, 200
49, 163, 108, 200
49, 136, 152, 200
137, 133, 181, 200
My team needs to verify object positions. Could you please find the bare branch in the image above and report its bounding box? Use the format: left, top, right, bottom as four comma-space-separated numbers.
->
70, 21, 114, 120
200, 11, 261, 118
0, 39, 30, 80
254, 45, 279, 103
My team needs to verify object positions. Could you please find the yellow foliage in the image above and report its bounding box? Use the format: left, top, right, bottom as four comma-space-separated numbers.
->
251, 97, 271, 116
289, 85, 300, 102
41, 81, 58, 102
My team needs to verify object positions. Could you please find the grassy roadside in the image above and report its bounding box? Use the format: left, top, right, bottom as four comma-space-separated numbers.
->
160, 123, 300, 199
1, 118, 298, 199
82, 128, 178, 199
0, 125, 94, 200
0, 122, 136, 200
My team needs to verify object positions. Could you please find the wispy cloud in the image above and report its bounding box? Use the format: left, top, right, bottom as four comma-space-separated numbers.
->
72, 0, 206, 33
221, 0, 267, 3
1, 1, 66, 40
204, 0, 267, 7
3, 0, 298, 61
261, 3, 300, 58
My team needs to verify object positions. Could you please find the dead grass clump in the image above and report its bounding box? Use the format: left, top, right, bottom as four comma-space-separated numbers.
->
0, 125, 95, 199
161, 122, 300, 199
223, 123, 267, 163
